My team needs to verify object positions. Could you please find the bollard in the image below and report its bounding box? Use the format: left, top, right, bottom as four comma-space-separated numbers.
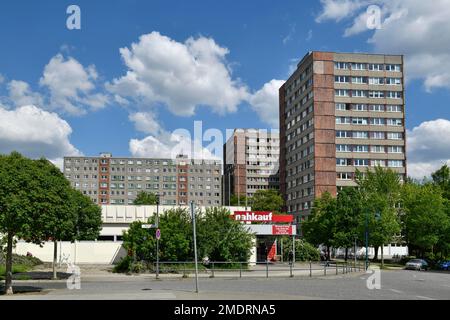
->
290, 263, 293, 278
266, 261, 269, 278
210, 262, 215, 278
324, 264, 327, 276
336, 262, 338, 275
239, 263, 242, 278
183, 263, 187, 278
309, 261, 312, 277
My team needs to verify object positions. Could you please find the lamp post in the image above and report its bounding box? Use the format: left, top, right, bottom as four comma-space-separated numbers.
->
156, 193, 160, 279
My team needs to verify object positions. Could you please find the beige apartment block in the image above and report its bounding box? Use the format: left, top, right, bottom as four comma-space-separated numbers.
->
280, 52, 406, 223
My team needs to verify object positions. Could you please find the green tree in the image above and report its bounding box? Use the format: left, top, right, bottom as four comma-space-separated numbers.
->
133, 191, 158, 205
302, 192, 337, 260
229, 194, 248, 206
0, 152, 101, 294
431, 164, 450, 200
333, 188, 364, 261
197, 207, 254, 262
401, 182, 449, 259
281, 238, 320, 262
250, 189, 284, 213
356, 166, 401, 266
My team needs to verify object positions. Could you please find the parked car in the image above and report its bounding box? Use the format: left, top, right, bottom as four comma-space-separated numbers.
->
405, 259, 429, 271
438, 260, 450, 271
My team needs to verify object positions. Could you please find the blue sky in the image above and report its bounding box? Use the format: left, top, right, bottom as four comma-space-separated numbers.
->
0, 0, 449, 178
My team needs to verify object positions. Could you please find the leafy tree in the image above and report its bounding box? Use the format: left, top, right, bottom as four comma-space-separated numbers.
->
356, 166, 401, 265
197, 207, 254, 262
229, 194, 248, 207
250, 189, 284, 213
333, 188, 363, 261
431, 164, 450, 200
133, 191, 158, 205
302, 192, 337, 260
401, 182, 449, 259
158, 208, 192, 261
282, 238, 320, 262
0, 152, 102, 294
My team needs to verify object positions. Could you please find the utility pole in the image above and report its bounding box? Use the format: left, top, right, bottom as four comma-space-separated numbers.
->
191, 201, 199, 293
156, 193, 160, 279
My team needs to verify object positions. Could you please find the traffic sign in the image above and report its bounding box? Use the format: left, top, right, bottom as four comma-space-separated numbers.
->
156, 229, 161, 240
142, 224, 156, 229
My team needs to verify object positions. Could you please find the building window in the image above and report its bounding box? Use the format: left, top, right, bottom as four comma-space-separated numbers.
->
353, 131, 369, 139
335, 89, 349, 97
369, 64, 384, 71
337, 172, 352, 180
335, 76, 350, 83
353, 104, 368, 111
369, 91, 384, 98
386, 105, 402, 112
385, 64, 401, 72
370, 118, 385, 125
369, 104, 384, 112
368, 77, 384, 85
354, 159, 369, 166
351, 63, 367, 70
336, 144, 351, 152
386, 78, 402, 85
388, 160, 403, 168
371, 146, 385, 153
336, 117, 351, 124
371, 132, 385, 139
352, 117, 368, 125
352, 90, 367, 97
371, 160, 386, 167
387, 118, 403, 126
354, 145, 369, 153
386, 91, 402, 99
336, 131, 351, 138
335, 62, 349, 70
387, 132, 403, 140
388, 146, 403, 153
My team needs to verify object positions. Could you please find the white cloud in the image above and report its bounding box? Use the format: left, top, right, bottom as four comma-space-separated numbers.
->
0, 105, 81, 163
128, 112, 162, 135
7, 80, 44, 108
248, 79, 285, 128
316, 0, 367, 23
40, 54, 109, 115
130, 131, 220, 161
0, 74, 5, 84
107, 32, 249, 117
407, 119, 450, 179
316, 0, 450, 91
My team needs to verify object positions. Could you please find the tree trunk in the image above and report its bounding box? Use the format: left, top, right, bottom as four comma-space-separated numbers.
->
53, 240, 58, 280
373, 246, 379, 261
381, 245, 384, 269
345, 247, 348, 262
5, 232, 14, 295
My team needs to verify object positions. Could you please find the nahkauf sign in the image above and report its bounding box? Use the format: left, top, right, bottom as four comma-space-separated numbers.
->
233, 211, 294, 223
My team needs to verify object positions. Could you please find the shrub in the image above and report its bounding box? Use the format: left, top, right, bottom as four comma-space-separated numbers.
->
113, 256, 132, 273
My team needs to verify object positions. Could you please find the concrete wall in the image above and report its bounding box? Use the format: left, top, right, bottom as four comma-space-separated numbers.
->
14, 241, 127, 265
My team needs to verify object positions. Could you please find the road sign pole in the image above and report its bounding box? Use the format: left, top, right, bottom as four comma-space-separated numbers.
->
191, 201, 199, 293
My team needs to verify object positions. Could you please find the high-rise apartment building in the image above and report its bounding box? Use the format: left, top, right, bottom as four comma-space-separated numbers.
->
63, 153, 222, 206
223, 129, 280, 205
280, 51, 406, 222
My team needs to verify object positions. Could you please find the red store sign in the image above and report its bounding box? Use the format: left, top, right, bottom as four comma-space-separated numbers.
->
233, 211, 293, 223
272, 225, 293, 235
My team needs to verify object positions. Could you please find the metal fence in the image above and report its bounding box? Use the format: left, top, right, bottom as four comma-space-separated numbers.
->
148, 260, 363, 279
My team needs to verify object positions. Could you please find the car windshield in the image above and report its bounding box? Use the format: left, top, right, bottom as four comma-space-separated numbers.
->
409, 260, 421, 263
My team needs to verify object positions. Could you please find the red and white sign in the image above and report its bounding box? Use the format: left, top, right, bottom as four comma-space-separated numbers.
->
233, 211, 293, 223
272, 225, 293, 235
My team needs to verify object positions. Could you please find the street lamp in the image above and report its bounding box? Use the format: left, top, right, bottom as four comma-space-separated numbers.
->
365, 209, 381, 270
156, 193, 160, 279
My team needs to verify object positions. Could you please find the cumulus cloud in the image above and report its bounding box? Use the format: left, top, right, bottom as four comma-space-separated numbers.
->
7, 80, 44, 107
40, 54, 109, 115
249, 79, 285, 128
128, 112, 162, 135
316, 0, 450, 91
129, 131, 220, 161
0, 74, 5, 84
407, 119, 450, 179
107, 32, 249, 117
316, 0, 368, 22
0, 105, 81, 165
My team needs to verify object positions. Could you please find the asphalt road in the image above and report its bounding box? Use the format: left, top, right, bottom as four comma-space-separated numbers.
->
1, 269, 449, 300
